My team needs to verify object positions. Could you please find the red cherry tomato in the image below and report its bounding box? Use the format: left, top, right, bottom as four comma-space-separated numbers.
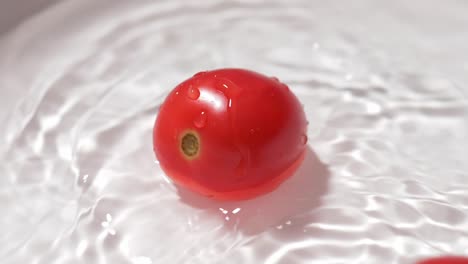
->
153, 68, 308, 200
417, 257, 468, 264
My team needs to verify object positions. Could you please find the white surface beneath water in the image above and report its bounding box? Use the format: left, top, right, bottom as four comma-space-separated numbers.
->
1, 0, 468, 263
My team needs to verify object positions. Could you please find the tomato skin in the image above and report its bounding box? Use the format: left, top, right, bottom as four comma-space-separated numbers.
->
417, 257, 468, 264
153, 68, 308, 200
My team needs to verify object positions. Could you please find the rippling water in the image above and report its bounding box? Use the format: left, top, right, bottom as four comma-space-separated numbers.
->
1, 0, 468, 263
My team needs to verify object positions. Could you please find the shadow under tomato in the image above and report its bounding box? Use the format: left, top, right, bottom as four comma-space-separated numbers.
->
177, 146, 330, 236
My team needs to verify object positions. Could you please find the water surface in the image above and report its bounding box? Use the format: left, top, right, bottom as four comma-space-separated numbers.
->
1, 1, 468, 263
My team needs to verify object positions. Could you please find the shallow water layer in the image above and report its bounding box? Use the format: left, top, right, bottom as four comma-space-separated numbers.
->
1, 0, 468, 263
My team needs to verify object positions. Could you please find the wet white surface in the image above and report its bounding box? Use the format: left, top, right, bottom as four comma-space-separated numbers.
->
0, 0, 467, 263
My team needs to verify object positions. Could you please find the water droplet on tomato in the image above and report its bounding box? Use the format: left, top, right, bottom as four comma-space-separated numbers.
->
271, 76, 280, 82
249, 128, 255, 135
187, 86, 200, 100
194, 111, 207, 128
301, 134, 308, 145
216, 78, 242, 98
193, 71, 207, 77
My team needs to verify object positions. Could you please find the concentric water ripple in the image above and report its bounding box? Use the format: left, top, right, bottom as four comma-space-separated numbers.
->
1, 0, 468, 263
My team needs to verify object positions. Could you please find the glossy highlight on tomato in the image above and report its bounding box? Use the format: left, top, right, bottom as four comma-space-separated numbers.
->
153, 68, 308, 200
417, 257, 468, 264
